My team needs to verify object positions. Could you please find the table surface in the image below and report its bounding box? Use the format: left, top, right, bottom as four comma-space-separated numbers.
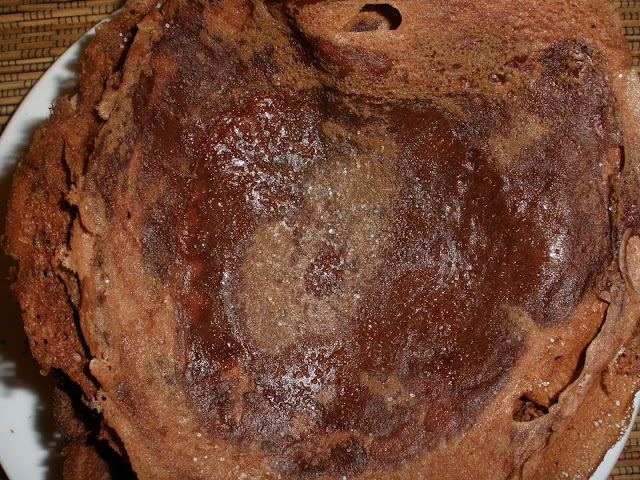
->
0, 1, 639, 479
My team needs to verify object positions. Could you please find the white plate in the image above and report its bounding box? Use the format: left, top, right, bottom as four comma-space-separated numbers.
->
0, 15, 638, 480
0, 19, 106, 480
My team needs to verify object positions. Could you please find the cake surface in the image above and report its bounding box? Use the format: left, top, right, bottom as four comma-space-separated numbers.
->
5, 0, 640, 479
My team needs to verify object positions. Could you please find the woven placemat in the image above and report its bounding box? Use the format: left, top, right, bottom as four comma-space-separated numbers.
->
0, 1, 639, 479
0, 0, 122, 128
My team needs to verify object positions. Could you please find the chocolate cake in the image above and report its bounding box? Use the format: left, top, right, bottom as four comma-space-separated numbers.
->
5, 0, 640, 478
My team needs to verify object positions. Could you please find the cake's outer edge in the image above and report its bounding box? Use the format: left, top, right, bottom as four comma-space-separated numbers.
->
3, 0, 162, 471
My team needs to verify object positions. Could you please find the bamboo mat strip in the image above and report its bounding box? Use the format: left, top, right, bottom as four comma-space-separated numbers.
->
2, 20, 107, 33
0, 1, 639, 479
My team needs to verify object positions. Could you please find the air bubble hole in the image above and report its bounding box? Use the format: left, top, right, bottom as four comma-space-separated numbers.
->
344, 4, 402, 32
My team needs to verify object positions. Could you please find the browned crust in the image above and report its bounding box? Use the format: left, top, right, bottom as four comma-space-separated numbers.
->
5, 97, 95, 396
532, 321, 640, 479
4, 1, 161, 476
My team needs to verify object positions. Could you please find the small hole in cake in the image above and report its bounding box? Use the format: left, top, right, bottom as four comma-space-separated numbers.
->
513, 395, 549, 422
344, 4, 402, 32
505, 54, 528, 69
619, 145, 626, 172
488, 73, 507, 85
